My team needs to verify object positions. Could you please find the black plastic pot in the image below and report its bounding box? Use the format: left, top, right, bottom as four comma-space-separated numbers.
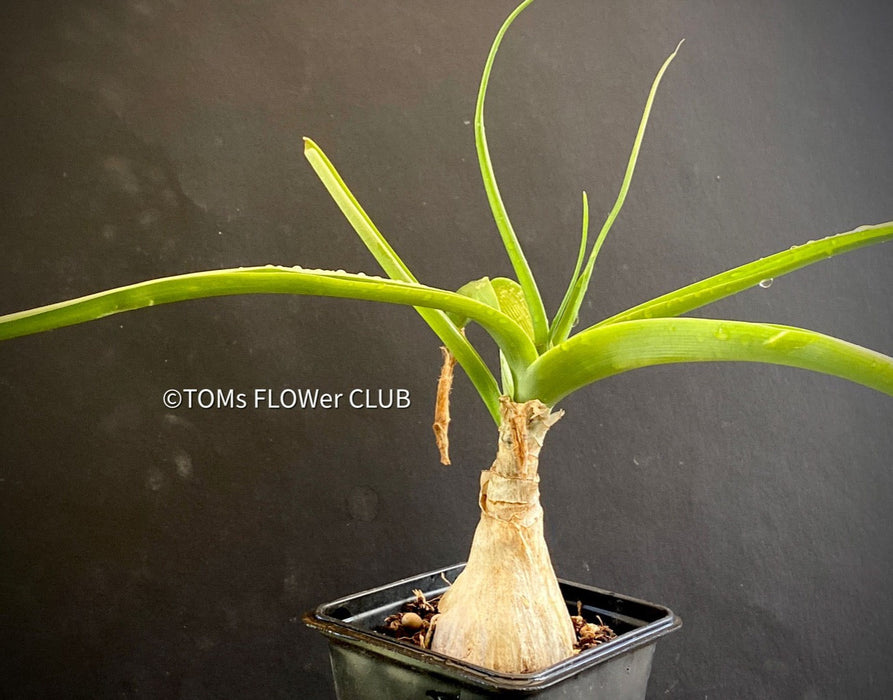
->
304, 563, 681, 699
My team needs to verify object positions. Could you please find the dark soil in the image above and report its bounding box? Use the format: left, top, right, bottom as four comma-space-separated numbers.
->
379, 588, 441, 648
378, 590, 616, 654
570, 600, 617, 652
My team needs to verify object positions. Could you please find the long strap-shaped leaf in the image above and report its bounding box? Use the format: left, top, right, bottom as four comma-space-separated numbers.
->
303, 138, 504, 420
595, 221, 893, 327
475, 0, 549, 349
518, 317, 893, 404
549, 40, 684, 346
550, 191, 589, 344
0, 266, 542, 421
304, 138, 417, 282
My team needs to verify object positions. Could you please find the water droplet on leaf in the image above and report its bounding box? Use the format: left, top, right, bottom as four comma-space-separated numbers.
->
758, 278, 773, 288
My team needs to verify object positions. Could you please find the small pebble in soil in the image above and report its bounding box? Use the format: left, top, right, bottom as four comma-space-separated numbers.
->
401, 612, 423, 631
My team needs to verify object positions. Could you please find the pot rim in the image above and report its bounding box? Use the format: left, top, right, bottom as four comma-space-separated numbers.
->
304, 562, 681, 691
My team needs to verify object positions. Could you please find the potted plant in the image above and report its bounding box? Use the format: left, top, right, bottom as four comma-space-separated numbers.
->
1, 0, 890, 696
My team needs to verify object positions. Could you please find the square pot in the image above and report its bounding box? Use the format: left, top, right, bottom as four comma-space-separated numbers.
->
304, 563, 681, 699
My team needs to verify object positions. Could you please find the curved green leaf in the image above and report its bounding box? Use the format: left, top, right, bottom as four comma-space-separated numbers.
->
303, 137, 505, 419
491, 277, 535, 341
303, 138, 416, 282
549, 40, 684, 346
518, 317, 893, 404
448, 276, 533, 397
550, 190, 589, 345
596, 221, 893, 327
475, 0, 549, 348
0, 267, 543, 422
449, 276, 500, 328
448, 276, 535, 344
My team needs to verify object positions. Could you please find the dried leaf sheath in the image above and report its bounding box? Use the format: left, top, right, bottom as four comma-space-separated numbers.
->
431, 398, 575, 672
433, 345, 457, 465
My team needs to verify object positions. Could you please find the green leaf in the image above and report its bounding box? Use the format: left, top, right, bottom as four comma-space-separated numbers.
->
518, 317, 893, 405
449, 276, 535, 345
0, 266, 542, 423
549, 40, 684, 347
457, 277, 500, 308
550, 190, 589, 345
449, 276, 500, 328
595, 221, 893, 327
475, 0, 549, 348
491, 277, 535, 341
499, 350, 516, 397
303, 137, 506, 420
304, 138, 415, 282
448, 276, 526, 396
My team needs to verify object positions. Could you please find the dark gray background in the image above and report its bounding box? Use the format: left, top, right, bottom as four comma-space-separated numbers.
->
1, 1, 891, 697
